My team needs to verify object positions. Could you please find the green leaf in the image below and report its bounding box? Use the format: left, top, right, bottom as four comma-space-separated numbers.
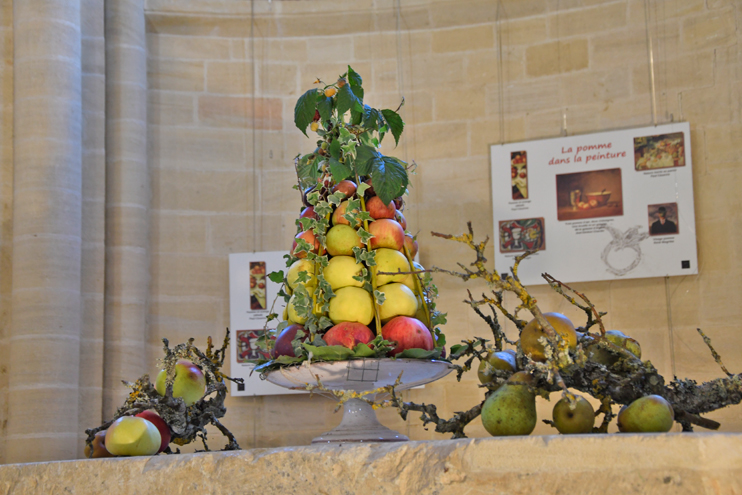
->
370, 156, 408, 204
352, 343, 375, 358
363, 106, 384, 131
297, 155, 320, 182
268, 270, 284, 284
303, 343, 355, 361
336, 84, 363, 117
355, 145, 382, 176
294, 89, 319, 136
329, 157, 352, 183
381, 109, 404, 147
374, 289, 386, 306
396, 348, 442, 360
329, 139, 342, 160
356, 182, 371, 197
347, 66, 363, 88
357, 227, 374, 246
317, 96, 333, 122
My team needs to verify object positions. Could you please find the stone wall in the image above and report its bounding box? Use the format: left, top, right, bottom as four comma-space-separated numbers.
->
0, 0, 740, 464
1, 434, 742, 494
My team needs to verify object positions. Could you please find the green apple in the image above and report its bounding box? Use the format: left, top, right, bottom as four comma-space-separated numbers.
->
377, 283, 418, 322
104, 416, 161, 456
328, 286, 374, 325
326, 224, 364, 256
287, 259, 316, 291
323, 255, 364, 291
372, 248, 410, 286
155, 359, 206, 406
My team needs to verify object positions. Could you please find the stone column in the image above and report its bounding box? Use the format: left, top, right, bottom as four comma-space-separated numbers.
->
9, 0, 83, 463
103, 0, 150, 417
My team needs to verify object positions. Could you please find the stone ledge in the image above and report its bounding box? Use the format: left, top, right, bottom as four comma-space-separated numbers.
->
2, 433, 741, 494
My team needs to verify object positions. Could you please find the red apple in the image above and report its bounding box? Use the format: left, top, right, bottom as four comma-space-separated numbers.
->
366, 196, 396, 220
292, 230, 320, 258
300, 206, 319, 222
332, 180, 357, 198
332, 200, 360, 226
395, 211, 407, 230
136, 410, 172, 453
368, 219, 405, 251
324, 322, 374, 349
404, 233, 418, 258
272, 323, 306, 358
381, 316, 434, 357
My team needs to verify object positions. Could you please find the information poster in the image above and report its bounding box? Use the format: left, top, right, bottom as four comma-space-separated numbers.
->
229, 251, 303, 396
491, 122, 697, 286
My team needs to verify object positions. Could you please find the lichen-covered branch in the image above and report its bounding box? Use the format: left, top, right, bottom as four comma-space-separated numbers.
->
84, 330, 243, 456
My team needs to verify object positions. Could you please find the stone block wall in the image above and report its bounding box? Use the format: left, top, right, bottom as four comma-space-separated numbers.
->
0, 0, 740, 463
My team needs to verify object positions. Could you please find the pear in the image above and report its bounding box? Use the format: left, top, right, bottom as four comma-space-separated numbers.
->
605, 330, 641, 358
552, 395, 595, 434
477, 350, 517, 385
586, 343, 618, 367
520, 312, 577, 362
481, 371, 536, 436
617, 395, 674, 433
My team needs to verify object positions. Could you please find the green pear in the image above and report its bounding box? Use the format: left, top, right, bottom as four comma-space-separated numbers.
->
617, 395, 674, 433
552, 395, 595, 434
481, 371, 536, 436
586, 342, 618, 367
605, 330, 641, 358
477, 350, 517, 385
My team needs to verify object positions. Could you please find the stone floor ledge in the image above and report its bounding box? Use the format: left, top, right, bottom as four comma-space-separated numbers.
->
1, 433, 741, 494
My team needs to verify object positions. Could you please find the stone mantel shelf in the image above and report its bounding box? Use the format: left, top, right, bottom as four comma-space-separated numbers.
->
1, 433, 741, 494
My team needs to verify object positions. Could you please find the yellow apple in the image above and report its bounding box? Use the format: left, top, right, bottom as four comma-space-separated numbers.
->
377, 283, 418, 322
328, 286, 374, 325
323, 255, 364, 291
287, 259, 316, 291
372, 248, 410, 286
326, 224, 364, 256
104, 416, 161, 456
155, 359, 206, 406
287, 293, 308, 324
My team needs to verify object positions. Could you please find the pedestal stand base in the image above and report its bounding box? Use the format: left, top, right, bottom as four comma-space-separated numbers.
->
312, 398, 408, 444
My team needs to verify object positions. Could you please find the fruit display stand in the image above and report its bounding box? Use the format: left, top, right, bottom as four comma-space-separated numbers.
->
265, 358, 453, 443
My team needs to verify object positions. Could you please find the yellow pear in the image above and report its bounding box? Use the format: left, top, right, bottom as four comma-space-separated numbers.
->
323, 255, 364, 291
520, 312, 577, 362
328, 286, 374, 325
287, 259, 316, 291
377, 283, 418, 322
372, 248, 410, 286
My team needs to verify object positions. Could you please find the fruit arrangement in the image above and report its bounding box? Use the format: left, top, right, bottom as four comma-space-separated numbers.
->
389, 224, 742, 438
254, 67, 446, 371
84, 333, 243, 457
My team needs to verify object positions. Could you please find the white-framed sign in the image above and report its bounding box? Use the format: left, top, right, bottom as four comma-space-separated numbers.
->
229, 251, 303, 396
490, 122, 697, 285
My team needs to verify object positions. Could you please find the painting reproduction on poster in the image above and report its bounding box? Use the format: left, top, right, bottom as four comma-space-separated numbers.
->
490, 122, 697, 285
229, 251, 303, 396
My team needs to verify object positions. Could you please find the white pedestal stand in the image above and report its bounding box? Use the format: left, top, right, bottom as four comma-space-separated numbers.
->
265, 358, 453, 444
